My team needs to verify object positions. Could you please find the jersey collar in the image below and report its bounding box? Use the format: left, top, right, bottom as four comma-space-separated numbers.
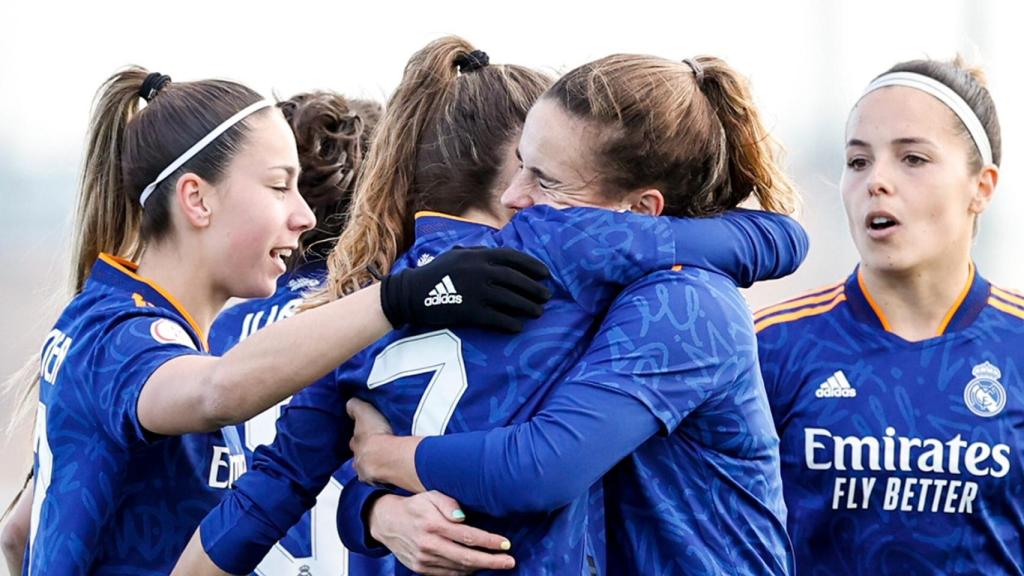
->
844, 262, 990, 337
90, 254, 209, 351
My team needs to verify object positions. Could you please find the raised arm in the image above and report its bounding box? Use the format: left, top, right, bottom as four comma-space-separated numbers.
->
138, 246, 550, 436
503, 206, 807, 314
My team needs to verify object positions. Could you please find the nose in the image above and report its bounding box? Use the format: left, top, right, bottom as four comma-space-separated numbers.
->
866, 162, 892, 198
291, 194, 316, 233
500, 170, 536, 210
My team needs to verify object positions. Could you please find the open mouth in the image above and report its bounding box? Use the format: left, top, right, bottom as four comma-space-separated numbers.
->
866, 212, 899, 232
270, 247, 294, 267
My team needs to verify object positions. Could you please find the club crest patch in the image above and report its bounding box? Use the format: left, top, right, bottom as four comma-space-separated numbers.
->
964, 361, 1006, 418
150, 318, 197, 350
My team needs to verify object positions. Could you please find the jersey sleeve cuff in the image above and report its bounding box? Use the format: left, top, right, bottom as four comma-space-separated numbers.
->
336, 479, 393, 557
200, 473, 317, 573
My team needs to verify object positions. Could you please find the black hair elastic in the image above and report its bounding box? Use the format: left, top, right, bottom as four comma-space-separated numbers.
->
139, 72, 172, 102
455, 50, 490, 73
366, 263, 385, 282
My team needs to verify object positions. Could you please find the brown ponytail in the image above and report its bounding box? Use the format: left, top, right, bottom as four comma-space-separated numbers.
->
545, 54, 797, 217
5, 66, 269, 511
306, 36, 550, 306
73, 67, 149, 292
695, 56, 798, 215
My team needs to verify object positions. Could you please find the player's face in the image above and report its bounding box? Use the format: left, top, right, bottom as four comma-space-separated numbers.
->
841, 87, 989, 274
204, 110, 315, 298
502, 98, 624, 211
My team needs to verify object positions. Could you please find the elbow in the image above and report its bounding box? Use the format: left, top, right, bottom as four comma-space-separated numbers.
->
198, 366, 247, 430
1, 518, 28, 564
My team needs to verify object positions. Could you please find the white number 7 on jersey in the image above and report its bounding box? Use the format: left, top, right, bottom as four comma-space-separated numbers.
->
367, 330, 467, 436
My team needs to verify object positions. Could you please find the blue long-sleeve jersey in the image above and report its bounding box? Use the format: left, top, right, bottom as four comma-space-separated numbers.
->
408, 267, 795, 575
199, 206, 807, 575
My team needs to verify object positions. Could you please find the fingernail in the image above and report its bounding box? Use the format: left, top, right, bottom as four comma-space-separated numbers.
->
500, 539, 512, 551
451, 509, 466, 521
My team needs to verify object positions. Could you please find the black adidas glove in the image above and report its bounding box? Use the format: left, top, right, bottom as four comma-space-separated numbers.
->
380, 247, 551, 333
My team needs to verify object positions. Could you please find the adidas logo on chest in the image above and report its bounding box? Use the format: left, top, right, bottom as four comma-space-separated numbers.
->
424, 275, 463, 306
815, 370, 857, 398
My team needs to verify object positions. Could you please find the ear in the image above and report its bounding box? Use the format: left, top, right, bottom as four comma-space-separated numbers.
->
627, 189, 665, 216
175, 172, 213, 229
969, 164, 998, 215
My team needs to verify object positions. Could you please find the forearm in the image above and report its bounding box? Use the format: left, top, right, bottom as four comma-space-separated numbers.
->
336, 478, 393, 556
208, 284, 389, 422
361, 381, 659, 516
355, 435, 425, 494
671, 210, 808, 288
139, 285, 389, 432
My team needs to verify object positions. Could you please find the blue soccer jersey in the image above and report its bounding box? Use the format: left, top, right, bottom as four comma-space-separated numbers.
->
25, 254, 232, 575
412, 268, 794, 575
208, 260, 394, 576
199, 205, 807, 575
757, 265, 1024, 575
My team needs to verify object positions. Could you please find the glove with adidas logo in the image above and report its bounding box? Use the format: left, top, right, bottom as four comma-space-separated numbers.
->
380, 247, 551, 333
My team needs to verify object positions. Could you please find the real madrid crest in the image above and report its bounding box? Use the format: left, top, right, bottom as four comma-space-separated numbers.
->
964, 361, 1006, 418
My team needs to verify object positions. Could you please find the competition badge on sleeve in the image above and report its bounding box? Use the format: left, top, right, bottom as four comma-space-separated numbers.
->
964, 361, 1006, 418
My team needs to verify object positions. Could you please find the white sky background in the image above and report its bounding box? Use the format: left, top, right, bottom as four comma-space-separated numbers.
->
0, 0, 1023, 550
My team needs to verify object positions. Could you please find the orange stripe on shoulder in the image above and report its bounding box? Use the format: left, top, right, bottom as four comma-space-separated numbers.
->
755, 293, 847, 333
989, 296, 1024, 321
99, 253, 209, 351
753, 281, 845, 321
992, 286, 1024, 308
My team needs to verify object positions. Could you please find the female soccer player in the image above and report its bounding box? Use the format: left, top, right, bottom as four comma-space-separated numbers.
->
346, 53, 800, 576
754, 58, 1017, 574
1, 91, 389, 576
21, 67, 551, 574
175, 42, 805, 576
206, 91, 391, 576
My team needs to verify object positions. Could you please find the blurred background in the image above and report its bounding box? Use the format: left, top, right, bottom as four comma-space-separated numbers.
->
1, 1, 1021, 572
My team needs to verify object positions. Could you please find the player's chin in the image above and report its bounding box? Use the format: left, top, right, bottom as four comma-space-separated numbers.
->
858, 247, 913, 274
231, 273, 278, 300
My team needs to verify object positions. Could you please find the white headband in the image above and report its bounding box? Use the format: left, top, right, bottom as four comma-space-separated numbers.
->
861, 72, 992, 166
139, 99, 275, 207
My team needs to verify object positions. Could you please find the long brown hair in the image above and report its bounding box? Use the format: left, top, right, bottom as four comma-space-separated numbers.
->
278, 92, 382, 264
306, 36, 551, 305
546, 54, 798, 217
4, 67, 271, 515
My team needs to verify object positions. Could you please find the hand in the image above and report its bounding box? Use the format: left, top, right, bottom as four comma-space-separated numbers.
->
369, 491, 515, 576
380, 247, 551, 332
347, 398, 423, 490
347, 397, 394, 468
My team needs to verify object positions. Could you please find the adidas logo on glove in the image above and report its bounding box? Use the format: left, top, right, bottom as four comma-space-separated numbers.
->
424, 275, 463, 307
